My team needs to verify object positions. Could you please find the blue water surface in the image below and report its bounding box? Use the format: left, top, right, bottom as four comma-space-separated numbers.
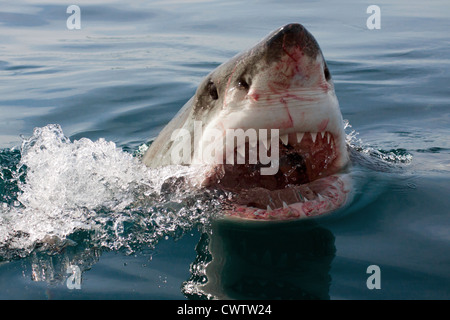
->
0, 0, 449, 299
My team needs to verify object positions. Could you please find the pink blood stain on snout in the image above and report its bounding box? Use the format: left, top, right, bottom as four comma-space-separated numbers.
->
249, 92, 260, 102
318, 119, 329, 132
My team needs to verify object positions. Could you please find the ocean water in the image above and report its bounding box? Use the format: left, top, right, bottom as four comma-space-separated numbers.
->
0, 0, 449, 299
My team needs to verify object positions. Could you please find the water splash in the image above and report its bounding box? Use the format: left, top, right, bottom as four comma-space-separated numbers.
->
344, 120, 413, 165
0, 124, 223, 261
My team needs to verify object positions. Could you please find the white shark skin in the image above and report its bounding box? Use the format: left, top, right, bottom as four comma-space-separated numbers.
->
142, 23, 349, 173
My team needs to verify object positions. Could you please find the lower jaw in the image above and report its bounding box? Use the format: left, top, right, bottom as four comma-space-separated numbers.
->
222, 172, 352, 220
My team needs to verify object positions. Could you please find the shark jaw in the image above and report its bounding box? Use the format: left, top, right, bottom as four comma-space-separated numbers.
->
203, 129, 352, 220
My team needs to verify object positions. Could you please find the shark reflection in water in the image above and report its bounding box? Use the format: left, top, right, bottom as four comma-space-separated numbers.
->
184, 218, 336, 300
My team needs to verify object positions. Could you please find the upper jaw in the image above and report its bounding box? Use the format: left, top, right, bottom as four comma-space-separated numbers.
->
196, 90, 349, 172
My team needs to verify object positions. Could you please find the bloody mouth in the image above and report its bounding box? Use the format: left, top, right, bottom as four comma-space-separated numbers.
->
205, 131, 351, 220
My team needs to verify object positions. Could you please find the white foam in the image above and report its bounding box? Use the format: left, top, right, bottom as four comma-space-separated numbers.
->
0, 124, 219, 256
343, 119, 412, 164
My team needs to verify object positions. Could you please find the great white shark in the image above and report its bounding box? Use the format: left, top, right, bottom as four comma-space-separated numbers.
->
143, 23, 352, 220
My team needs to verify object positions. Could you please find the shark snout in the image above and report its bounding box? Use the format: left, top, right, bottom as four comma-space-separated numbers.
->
265, 23, 322, 63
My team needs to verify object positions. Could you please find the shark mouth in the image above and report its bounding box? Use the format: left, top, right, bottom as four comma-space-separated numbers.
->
205, 130, 351, 220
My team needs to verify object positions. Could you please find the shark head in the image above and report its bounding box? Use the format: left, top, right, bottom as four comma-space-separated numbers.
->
144, 23, 352, 220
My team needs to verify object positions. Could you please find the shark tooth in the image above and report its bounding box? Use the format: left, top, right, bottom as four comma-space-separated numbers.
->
236, 146, 246, 161
249, 136, 257, 148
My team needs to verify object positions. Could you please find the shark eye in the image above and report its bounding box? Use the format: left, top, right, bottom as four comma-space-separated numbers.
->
237, 78, 250, 90
324, 66, 331, 81
208, 80, 219, 100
